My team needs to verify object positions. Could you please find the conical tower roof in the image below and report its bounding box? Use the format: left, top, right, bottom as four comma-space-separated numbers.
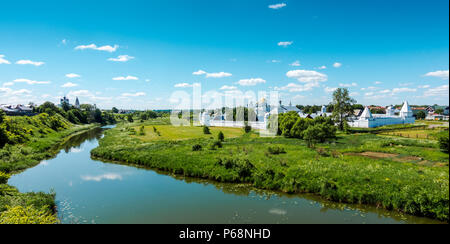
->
401, 101, 412, 113
360, 106, 373, 119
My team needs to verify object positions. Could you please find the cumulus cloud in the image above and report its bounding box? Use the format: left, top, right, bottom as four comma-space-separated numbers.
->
113, 76, 139, 81
278, 41, 293, 47
66, 73, 81, 78
121, 92, 146, 97
220, 85, 238, 90
418, 85, 430, 89
339, 82, 357, 87
424, 70, 449, 80
374, 81, 383, 85
0, 55, 11, 64
0, 87, 32, 95
108, 55, 134, 62
325, 87, 338, 93
75, 44, 118, 52
290, 60, 301, 67
333, 62, 342, 68
174, 83, 195, 88
13, 78, 51, 85
276, 82, 319, 92
317, 66, 327, 70
2, 82, 13, 87
423, 85, 449, 97
286, 70, 328, 83
193, 70, 207, 75
206, 72, 232, 78
392, 87, 417, 94
61, 82, 78, 88
16, 60, 45, 66
237, 78, 266, 86
269, 3, 287, 9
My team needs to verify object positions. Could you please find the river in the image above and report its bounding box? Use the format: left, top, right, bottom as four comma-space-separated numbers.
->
8, 126, 443, 224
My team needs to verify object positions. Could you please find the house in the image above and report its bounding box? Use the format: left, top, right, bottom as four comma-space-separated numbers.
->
0, 104, 35, 116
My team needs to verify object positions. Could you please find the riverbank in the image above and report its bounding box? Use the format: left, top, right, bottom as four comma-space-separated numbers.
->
1, 114, 101, 224
91, 121, 449, 222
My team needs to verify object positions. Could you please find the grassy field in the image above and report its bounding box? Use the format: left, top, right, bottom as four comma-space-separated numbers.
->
131, 124, 247, 141
92, 120, 449, 222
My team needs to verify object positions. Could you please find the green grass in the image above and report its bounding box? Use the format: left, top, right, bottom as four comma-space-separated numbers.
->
92, 122, 449, 221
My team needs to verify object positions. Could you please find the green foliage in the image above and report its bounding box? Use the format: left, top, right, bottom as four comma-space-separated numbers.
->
416, 111, 427, 120
331, 88, 356, 130
127, 114, 134, 123
203, 126, 211, 135
267, 146, 286, 155
139, 126, 146, 136
218, 131, 225, 141
437, 132, 449, 153
0, 126, 7, 148
209, 140, 223, 150
435, 108, 444, 115
244, 124, 252, 133
112, 107, 119, 114
0, 205, 59, 224
192, 144, 202, 151
0, 172, 9, 184
0, 110, 5, 124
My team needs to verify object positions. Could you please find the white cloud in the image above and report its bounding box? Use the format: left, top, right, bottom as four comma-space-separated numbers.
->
418, 85, 430, 89
361, 86, 378, 91
278, 41, 293, 47
61, 82, 78, 88
61, 39, 67, 45
75, 44, 118, 53
113, 76, 139, 81
81, 173, 123, 182
317, 65, 327, 70
333, 62, 342, 68
220, 85, 238, 90
65, 73, 81, 78
424, 70, 449, 80
174, 83, 195, 88
121, 92, 146, 97
269, 3, 287, 9
325, 87, 338, 93
286, 70, 328, 83
339, 82, 357, 87
374, 81, 383, 85
1, 88, 32, 95
276, 82, 319, 92
2, 82, 13, 87
16, 60, 45, 66
0, 55, 11, 64
206, 72, 232, 78
290, 60, 301, 67
108, 55, 135, 62
380, 89, 391, 94
193, 70, 207, 75
237, 78, 266, 86
13, 78, 51, 85
423, 85, 449, 97
392, 87, 417, 94
270, 59, 281, 63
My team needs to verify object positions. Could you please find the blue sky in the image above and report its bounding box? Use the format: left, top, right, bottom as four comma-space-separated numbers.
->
0, 0, 448, 109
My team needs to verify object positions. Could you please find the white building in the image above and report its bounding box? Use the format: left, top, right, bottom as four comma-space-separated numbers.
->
349, 101, 415, 128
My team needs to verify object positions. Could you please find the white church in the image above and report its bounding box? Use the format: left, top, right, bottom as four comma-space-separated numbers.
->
349, 101, 415, 128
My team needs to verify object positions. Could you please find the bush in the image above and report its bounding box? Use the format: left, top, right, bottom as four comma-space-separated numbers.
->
438, 132, 449, 153
192, 144, 202, 151
203, 126, 211, 135
209, 140, 223, 150
218, 131, 225, 141
0, 205, 59, 224
244, 125, 252, 133
0, 171, 10, 184
0, 126, 8, 148
267, 146, 286, 155
139, 126, 146, 136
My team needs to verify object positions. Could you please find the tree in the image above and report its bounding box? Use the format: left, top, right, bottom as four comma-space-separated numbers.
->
93, 109, 103, 123
438, 133, 449, 153
435, 108, 444, 115
112, 107, 119, 114
203, 126, 211, 135
331, 88, 356, 130
0, 110, 5, 124
218, 131, 225, 141
0, 126, 8, 148
126, 114, 134, 123
416, 111, 426, 120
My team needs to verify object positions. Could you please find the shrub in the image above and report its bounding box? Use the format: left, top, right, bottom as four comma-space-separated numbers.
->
0, 126, 8, 148
192, 144, 202, 151
244, 125, 252, 133
218, 131, 225, 141
0, 171, 10, 184
267, 146, 286, 155
139, 126, 146, 136
203, 126, 211, 135
209, 140, 223, 150
0, 206, 59, 224
437, 132, 449, 153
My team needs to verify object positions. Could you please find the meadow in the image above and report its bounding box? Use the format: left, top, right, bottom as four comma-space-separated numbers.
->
91, 120, 449, 222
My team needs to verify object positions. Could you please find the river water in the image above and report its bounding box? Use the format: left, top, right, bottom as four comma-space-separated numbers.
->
8, 126, 442, 224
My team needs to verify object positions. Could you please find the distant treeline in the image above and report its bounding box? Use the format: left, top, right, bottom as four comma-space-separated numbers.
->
37, 102, 116, 125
